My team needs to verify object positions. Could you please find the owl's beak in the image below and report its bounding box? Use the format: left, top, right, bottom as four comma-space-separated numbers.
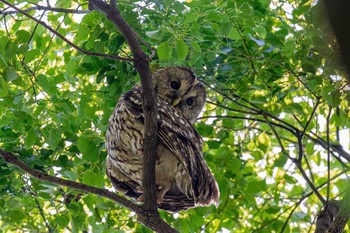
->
172, 97, 181, 107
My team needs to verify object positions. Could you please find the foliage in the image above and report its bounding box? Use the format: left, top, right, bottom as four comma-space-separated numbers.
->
0, 0, 349, 232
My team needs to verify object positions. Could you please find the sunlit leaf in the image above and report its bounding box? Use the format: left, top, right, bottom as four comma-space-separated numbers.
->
176, 39, 188, 62
157, 41, 171, 60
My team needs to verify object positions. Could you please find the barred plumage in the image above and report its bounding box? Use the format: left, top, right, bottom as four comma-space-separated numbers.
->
105, 67, 219, 212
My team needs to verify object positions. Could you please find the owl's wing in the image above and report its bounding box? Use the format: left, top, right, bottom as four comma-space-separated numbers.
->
156, 97, 220, 207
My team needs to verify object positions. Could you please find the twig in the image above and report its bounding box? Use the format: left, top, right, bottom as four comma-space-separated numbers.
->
34, 198, 53, 232
198, 115, 296, 135
263, 114, 292, 160
300, 97, 321, 138
326, 107, 332, 206
0, 5, 90, 15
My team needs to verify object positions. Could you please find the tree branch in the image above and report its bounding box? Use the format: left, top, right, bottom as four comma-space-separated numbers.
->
0, 5, 90, 15
0, 149, 140, 212
88, 0, 171, 231
88, 0, 158, 211
0, 0, 133, 62
34, 197, 54, 233
0, 149, 178, 232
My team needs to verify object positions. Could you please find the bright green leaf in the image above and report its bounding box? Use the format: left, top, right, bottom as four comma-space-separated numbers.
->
56, 215, 70, 228
207, 11, 223, 22
176, 40, 188, 62
227, 27, 240, 40
255, 25, 266, 39
0, 77, 8, 97
184, 12, 198, 23
24, 49, 40, 63
15, 30, 30, 43
190, 41, 201, 52
157, 41, 171, 60
9, 210, 26, 222
257, 132, 270, 152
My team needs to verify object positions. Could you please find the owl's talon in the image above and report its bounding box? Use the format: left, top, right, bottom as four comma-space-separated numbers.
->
135, 185, 168, 204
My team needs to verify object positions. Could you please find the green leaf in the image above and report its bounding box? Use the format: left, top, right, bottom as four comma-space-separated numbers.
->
9, 210, 26, 222
246, 180, 267, 195
42, 127, 61, 150
4, 67, 18, 82
0, 167, 12, 178
66, 60, 77, 76
255, 25, 266, 39
56, 215, 70, 228
77, 136, 90, 153
227, 27, 240, 40
206, 11, 223, 22
184, 12, 198, 23
82, 171, 104, 187
75, 25, 90, 42
94, 41, 105, 53
0, 55, 7, 68
24, 129, 37, 148
145, 30, 160, 38
176, 40, 188, 62
190, 41, 201, 52
77, 136, 99, 162
17, 44, 29, 55
157, 41, 171, 60
197, 124, 214, 137
24, 49, 40, 63
257, 132, 270, 152
0, 77, 8, 97
274, 155, 287, 167
15, 30, 30, 43
37, 74, 51, 93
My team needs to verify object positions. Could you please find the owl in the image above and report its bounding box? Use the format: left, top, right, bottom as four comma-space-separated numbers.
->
105, 67, 219, 212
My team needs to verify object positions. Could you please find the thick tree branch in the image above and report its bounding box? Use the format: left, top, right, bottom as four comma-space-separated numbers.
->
88, 0, 158, 211
0, 149, 178, 232
0, 0, 133, 62
315, 200, 350, 233
88, 0, 170, 231
0, 149, 141, 212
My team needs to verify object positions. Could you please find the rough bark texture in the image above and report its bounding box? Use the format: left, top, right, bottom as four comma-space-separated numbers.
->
87, 0, 161, 223
322, 0, 350, 82
315, 200, 350, 233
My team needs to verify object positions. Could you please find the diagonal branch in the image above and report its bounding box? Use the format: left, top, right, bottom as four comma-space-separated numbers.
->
34, 197, 54, 233
0, 0, 133, 62
0, 5, 90, 15
0, 149, 178, 232
0, 149, 140, 212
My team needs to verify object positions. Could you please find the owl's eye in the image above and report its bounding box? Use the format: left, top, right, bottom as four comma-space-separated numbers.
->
186, 97, 193, 106
170, 81, 180, 90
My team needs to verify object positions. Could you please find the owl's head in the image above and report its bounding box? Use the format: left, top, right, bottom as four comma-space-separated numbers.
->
153, 67, 206, 122
153, 67, 197, 104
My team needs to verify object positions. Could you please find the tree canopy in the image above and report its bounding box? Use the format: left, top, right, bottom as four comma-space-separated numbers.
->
0, 0, 349, 232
